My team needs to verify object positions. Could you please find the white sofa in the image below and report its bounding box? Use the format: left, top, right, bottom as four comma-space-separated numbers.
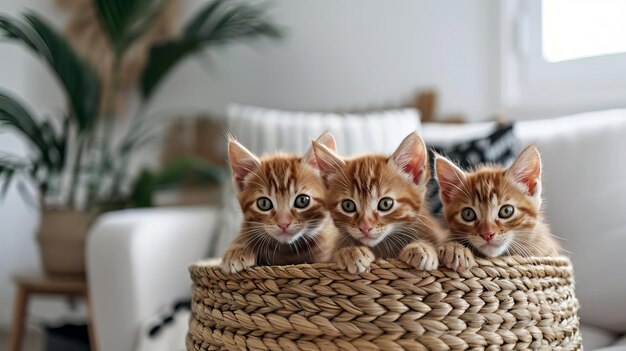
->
87, 109, 626, 351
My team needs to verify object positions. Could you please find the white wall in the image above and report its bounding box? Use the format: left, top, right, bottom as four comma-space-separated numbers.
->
0, 0, 500, 327
152, 0, 500, 120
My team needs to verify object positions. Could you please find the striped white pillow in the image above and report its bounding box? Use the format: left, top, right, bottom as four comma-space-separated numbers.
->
226, 103, 421, 156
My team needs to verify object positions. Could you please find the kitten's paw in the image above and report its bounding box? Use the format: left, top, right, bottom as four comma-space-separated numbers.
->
399, 241, 439, 271
438, 242, 477, 272
221, 245, 256, 274
335, 246, 375, 274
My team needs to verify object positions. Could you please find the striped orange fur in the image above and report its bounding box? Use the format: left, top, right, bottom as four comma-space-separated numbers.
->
435, 145, 560, 272
221, 132, 338, 274
313, 132, 447, 274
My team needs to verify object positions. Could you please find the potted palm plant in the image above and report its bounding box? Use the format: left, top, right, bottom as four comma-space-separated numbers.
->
0, 0, 282, 275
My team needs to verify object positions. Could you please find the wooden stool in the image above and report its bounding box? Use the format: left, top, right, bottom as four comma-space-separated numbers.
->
7, 274, 98, 351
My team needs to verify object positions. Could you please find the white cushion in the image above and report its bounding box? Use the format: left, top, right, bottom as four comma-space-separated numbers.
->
517, 110, 626, 333
581, 323, 618, 350
612, 335, 626, 348
87, 207, 220, 351
594, 340, 626, 351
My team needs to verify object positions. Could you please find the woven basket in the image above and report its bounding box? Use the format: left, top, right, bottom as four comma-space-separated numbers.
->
187, 256, 581, 351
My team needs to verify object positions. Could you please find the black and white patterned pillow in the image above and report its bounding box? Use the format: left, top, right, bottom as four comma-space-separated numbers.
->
426, 123, 520, 218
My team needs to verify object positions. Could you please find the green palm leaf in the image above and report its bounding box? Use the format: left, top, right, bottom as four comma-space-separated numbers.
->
0, 91, 58, 169
93, 0, 168, 55
0, 13, 101, 133
0, 157, 28, 198
0, 165, 15, 198
140, 0, 283, 99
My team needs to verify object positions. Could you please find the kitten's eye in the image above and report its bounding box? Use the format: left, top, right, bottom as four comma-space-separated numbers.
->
377, 197, 394, 211
256, 197, 273, 211
499, 205, 515, 219
341, 199, 357, 213
461, 207, 477, 222
294, 194, 310, 209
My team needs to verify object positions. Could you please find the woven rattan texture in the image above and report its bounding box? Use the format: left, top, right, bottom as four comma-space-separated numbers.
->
187, 256, 581, 351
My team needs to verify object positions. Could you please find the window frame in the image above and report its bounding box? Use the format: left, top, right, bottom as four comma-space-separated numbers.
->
499, 0, 626, 119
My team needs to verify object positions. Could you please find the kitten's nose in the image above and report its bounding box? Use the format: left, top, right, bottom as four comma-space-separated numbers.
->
482, 232, 496, 242
277, 222, 291, 231
359, 224, 373, 235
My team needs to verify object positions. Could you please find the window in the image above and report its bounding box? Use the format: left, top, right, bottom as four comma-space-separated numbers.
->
543, 0, 626, 62
500, 0, 626, 119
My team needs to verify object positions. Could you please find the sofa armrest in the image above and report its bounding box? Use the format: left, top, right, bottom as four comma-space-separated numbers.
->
86, 207, 220, 351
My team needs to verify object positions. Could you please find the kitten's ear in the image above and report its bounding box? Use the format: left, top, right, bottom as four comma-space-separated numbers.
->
389, 132, 428, 185
228, 139, 261, 191
505, 145, 542, 198
302, 131, 336, 168
435, 154, 466, 205
312, 139, 345, 185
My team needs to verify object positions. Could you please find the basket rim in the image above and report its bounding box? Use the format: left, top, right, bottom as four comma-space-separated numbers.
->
187, 254, 581, 350
190, 255, 573, 281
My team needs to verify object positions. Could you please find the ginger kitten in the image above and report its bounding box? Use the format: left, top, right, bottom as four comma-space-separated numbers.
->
435, 145, 560, 272
221, 132, 338, 274
313, 132, 447, 274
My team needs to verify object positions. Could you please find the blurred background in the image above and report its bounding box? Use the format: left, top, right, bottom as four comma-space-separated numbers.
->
1, 0, 626, 351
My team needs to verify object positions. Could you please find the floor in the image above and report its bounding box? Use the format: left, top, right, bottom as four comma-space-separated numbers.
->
0, 326, 44, 351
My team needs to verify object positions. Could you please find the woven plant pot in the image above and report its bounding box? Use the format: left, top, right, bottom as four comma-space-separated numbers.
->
37, 208, 94, 276
187, 256, 581, 351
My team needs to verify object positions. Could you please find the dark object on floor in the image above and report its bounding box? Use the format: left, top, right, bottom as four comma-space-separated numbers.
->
45, 323, 90, 351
